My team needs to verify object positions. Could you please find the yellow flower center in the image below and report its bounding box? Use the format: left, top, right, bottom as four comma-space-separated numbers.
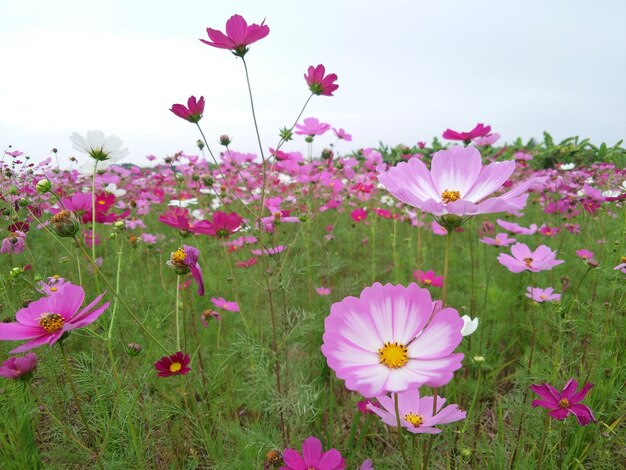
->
621, 255, 626, 264
441, 189, 461, 204
540, 294, 546, 299
423, 278, 432, 285
559, 398, 570, 408
403, 413, 424, 427
169, 362, 182, 373
52, 274, 60, 279
171, 248, 186, 265
378, 342, 409, 368
50, 287, 58, 292
39, 313, 65, 333
98, 200, 106, 205
524, 257, 533, 267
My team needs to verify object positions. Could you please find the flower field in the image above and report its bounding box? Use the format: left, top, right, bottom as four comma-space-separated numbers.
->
1, 13, 625, 470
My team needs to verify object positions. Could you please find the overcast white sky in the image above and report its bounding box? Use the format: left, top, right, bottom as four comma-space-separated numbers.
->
1, 0, 625, 165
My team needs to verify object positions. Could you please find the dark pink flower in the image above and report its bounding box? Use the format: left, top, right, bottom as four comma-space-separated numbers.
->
304, 64, 339, 96
531, 378, 596, 426
350, 208, 367, 222
0, 284, 109, 353
200, 14, 269, 57
576, 249, 595, 262
191, 211, 243, 238
154, 351, 191, 377
167, 245, 205, 296
413, 269, 444, 287
0, 353, 37, 380
170, 96, 205, 123
280, 436, 344, 470
442, 123, 491, 142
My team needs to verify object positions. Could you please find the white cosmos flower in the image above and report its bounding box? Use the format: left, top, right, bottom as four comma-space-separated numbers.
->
168, 198, 198, 208
104, 183, 126, 197
560, 163, 575, 171
460, 315, 479, 336
70, 130, 128, 171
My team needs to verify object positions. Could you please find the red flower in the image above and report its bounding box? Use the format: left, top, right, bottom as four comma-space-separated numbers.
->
350, 208, 367, 222
531, 378, 596, 426
200, 14, 269, 57
304, 64, 339, 96
154, 351, 191, 377
170, 96, 205, 123
442, 123, 491, 142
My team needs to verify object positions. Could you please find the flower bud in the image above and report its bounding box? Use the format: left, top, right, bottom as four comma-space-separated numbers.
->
9, 267, 23, 278
175, 173, 185, 183
36, 179, 52, 194
196, 139, 205, 150
50, 210, 80, 238
219, 134, 231, 146
202, 176, 214, 187
472, 355, 485, 364
126, 343, 142, 357
321, 148, 334, 160
279, 127, 293, 142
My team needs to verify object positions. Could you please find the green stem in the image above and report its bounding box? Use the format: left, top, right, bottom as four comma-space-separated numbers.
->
60, 343, 96, 447
91, 161, 98, 261
394, 393, 411, 467
442, 230, 453, 306
175, 276, 181, 351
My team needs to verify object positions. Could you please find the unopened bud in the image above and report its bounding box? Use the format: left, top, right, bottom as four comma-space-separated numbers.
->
9, 267, 23, 278
321, 148, 334, 160
196, 139, 205, 150
126, 343, 142, 357
175, 173, 185, 183
473, 355, 485, 364
279, 127, 293, 142
202, 176, 214, 187
219, 134, 231, 146
50, 210, 80, 238
36, 179, 52, 194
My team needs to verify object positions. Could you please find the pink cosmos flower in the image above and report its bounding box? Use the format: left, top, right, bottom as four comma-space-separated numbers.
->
236, 257, 258, 268
321, 283, 464, 397
526, 287, 561, 303
280, 437, 344, 470
350, 208, 367, 222
614, 263, 626, 274
431, 221, 448, 236
497, 243, 564, 273
442, 123, 491, 142
315, 287, 332, 296
251, 245, 285, 256
170, 95, 205, 123
295, 117, 331, 136
211, 297, 240, 312
0, 353, 37, 380
0, 284, 109, 353
369, 388, 466, 434
200, 14, 269, 57
413, 270, 443, 287
192, 211, 243, 238
305, 64, 339, 96
539, 225, 560, 237
480, 232, 517, 246
378, 146, 542, 221
1, 231, 26, 255
154, 351, 191, 378
496, 219, 538, 235
332, 128, 352, 141
575, 249, 595, 262
472, 132, 501, 147
531, 378, 596, 426
167, 245, 205, 296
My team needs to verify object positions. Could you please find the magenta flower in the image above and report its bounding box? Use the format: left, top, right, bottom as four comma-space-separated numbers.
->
167, 245, 205, 296
1, 231, 26, 255
191, 211, 243, 238
200, 14, 269, 57
369, 388, 466, 434
413, 270, 444, 288
321, 283, 464, 397
0, 353, 37, 380
350, 208, 367, 222
531, 378, 596, 426
170, 95, 205, 123
378, 146, 542, 221
480, 232, 517, 246
251, 245, 285, 256
295, 117, 331, 136
576, 249, 595, 262
498, 243, 564, 273
442, 123, 491, 142
154, 351, 191, 378
0, 284, 109, 353
332, 128, 352, 141
539, 225, 560, 237
211, 297, 240, 312
304, 64, 339, 96
315, 287, 332, 296
280, 436, 344, 470
526, 287, 561, 303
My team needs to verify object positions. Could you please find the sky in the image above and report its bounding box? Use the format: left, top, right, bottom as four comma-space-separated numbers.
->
1, 0, 625, 166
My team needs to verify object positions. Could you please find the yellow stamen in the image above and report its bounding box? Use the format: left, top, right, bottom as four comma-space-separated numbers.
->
441, 189, 461, 204
169, 362, 182, 373
39, 313, 64, 333
171, 248, 186, 265
559, 398, 570, 408
50, 287, 58, 292
403, 412, 424, 427
378, 342, 409, 369
524, 257, 533, 267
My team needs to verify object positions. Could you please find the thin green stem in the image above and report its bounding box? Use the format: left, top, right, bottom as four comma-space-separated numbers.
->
175, 276, 181, 351
91, 161, 98, 261
394, 393, 411, 467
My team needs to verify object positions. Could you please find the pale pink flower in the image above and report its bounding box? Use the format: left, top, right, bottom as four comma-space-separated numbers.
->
316, 287, 332, 296
498, 243, 564, 273
211, 297, 240, 312
526, 287, 561, 303
480, 232, 517, 246
295, 117, 331, 136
